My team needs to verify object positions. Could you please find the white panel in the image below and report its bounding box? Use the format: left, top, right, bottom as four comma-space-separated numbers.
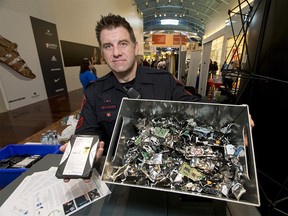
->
186, 50, 202, 88
0, 8, 47, 110
198, 41, 212, 96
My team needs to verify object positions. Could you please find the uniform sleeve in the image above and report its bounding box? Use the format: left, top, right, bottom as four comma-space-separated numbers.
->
169, 74, 201, 102
75, 93, 104, 138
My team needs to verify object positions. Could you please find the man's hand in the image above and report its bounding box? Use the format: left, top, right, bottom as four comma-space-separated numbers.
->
95, 141, 105, 160
60, 141, 104, 158
249, 114, 255, 128
59, 140, 105, 183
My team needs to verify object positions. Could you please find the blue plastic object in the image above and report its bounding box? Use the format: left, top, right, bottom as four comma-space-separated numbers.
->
0, 144, 62, 189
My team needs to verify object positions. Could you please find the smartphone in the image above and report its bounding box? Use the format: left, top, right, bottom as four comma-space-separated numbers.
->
55, 135, 99, 179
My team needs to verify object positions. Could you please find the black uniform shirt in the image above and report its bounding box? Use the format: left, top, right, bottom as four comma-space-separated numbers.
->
75, 65, 201, 154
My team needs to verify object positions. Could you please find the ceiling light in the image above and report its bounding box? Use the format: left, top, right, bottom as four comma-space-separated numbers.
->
225, 19, 236, 26
161, 19, 179, 25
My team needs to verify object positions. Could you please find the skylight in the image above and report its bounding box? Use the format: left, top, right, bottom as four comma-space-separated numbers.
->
161, 19, 179, 25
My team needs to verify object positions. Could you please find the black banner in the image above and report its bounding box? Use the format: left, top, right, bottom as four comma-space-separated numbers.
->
30, 16, 67, 98
60, 40, 101, 67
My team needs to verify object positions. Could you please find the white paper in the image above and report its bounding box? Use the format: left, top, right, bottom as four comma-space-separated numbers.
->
0, 168, 111, 216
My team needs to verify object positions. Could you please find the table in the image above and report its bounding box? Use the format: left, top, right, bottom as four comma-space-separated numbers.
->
0, 154, 227, 216
201, 95, 228, 103
207, 79, 224, 89
18, 110, 80, 144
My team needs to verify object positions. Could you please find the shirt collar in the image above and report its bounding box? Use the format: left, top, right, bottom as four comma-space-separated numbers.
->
101, 65, 154, 92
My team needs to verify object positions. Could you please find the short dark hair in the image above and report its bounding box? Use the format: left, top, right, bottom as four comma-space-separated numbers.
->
95, 13, 137, 46
80, 58, 90, 73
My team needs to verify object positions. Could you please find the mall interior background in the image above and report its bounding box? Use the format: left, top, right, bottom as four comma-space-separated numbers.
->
0, 0, 249, 112
1, 0, 288, 215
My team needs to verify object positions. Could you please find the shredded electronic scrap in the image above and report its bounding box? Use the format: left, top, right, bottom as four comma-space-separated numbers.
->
110, 117, 248, 201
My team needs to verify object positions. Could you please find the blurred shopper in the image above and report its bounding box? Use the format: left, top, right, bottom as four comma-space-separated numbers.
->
79, 58, 98, 92
142, 58, 150, 67
157, 59, 166, 70
91, 60, 98, 77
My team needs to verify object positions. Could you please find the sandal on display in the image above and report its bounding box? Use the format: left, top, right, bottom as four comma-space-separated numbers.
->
0, 35, 36, 79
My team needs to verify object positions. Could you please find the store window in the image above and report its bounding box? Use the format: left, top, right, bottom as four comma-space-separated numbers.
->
225, 35, 244, 68
209, 36, 224, 79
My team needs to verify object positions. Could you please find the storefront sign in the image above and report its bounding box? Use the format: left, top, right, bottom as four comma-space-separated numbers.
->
152, 35, 166, 44
173, 35, 187, 45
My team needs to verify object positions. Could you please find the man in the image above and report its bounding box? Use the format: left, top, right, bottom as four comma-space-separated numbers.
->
157, 59, 166, 70
61, 13, 201, 157
61, 13, 254, 162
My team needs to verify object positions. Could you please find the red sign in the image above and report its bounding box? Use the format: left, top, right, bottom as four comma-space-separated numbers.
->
152, 35, 166, 44
173, 35, 187, 45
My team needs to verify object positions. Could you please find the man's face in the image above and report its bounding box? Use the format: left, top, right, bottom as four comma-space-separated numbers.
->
100, 26, 139, 75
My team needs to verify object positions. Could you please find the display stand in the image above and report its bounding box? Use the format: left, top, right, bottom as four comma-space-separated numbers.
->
221, 1, 288, 215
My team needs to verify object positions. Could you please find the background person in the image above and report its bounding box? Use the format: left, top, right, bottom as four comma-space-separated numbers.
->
91, 60, 98, 77
142, 58, 150, 67
79, 57, 98, 92
157, 59, 166, 70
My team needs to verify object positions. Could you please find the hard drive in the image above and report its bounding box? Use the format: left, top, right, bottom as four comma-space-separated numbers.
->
56, 135, 99, 179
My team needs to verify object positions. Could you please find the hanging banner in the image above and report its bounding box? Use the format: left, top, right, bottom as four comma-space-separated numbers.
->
30, 16, 67, 98
152, 35, 166, 44
173, 35, 187, 45
60, 40, 101, 67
